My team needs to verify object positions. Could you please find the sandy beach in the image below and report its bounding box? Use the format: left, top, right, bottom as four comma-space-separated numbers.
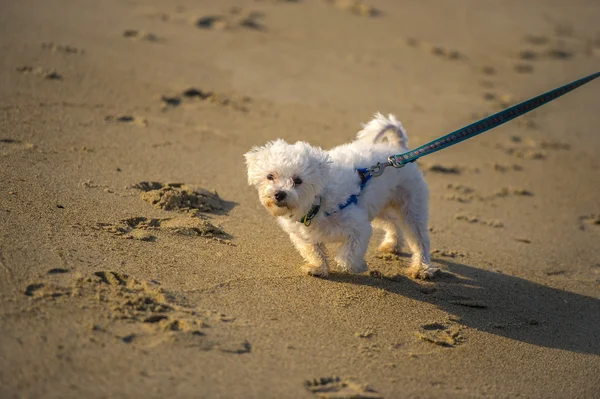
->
1, 0, 599, 397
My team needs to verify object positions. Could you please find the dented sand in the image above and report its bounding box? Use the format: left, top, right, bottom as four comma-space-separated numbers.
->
1, 0, 599, 398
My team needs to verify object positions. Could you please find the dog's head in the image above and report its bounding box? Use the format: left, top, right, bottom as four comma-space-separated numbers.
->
244, 139, 330, 219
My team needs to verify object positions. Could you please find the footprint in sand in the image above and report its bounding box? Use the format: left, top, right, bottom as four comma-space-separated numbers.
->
517, 47, 574, 62
446, 184, 474, 195
489, 163, 523, 173
498, 137, 571, 160
543, 268, 570, 277
0, 139, 38, 156
24, 271, 249, 351
305, 377, 382, 399
443, 183, 475, 203
104, 115, 148, 127
16, 66, 63, 80
538, 141, 571, 150
94, 182, 233, 244
47, 268, 70, 275
422, 163, 462, 175
514, 238, 532, 244
431, 249, 465, 259
196, 9, 266, 31
131, 181, 226, 214
491, 187, 533, 199
527, 24, 600, 58
416, 321, 464, 347
447, 298, 487, 309
420, 163, 479, 175
139, 5, 266, 31
515, 32, 576, 72
195, 15, 229, 30
545, 48, 574, 60
454, 213, 503, 228
96, 217, 159, 242
97, 216, 231, 243
518, 49, 539, 61
324, 0, 380, 17
123, 30, 161, 43
94, 216, 233, 245
79, 180, 107, 190
41, 42, 85, 55
160, 87, 251, 112
443, 184, 532, 204
406, 38, 465, 61
137, 4, 196, 24
498, 144, 546, 160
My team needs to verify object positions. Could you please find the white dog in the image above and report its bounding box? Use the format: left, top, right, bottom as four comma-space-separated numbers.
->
244, 113, 438, 279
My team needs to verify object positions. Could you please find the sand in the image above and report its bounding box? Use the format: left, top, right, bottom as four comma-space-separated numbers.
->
1, 0, 599, 398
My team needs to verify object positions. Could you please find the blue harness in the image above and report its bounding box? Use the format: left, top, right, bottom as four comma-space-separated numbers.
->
329, 168, 372, 213
299, 168, 372, 226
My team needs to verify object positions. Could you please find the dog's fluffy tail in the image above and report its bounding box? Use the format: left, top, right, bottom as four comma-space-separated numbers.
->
355, 112, 408, 149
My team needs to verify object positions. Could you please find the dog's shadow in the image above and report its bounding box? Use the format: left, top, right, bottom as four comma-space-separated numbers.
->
327, 258, 600, 355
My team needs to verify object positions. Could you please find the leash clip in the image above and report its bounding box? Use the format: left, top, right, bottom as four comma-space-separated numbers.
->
366, 157, 408, 179
368, 161, 392, 177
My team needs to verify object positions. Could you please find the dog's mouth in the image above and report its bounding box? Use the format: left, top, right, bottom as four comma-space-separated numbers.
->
263, 198, 292, 216
265, 198, 286, 207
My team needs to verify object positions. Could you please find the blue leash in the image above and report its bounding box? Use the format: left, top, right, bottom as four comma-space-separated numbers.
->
368, 71, 600, 176
300, 71, 599, 226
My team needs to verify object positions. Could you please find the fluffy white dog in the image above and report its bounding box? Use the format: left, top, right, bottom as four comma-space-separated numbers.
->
245, 113, 438, 279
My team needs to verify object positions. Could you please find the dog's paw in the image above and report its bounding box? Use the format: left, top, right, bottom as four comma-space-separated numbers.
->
301, 263, 329, 278
409, 265, 440, 280
377, 241, 402, 255
335, 258, 368, 274
349, 261, 368, 274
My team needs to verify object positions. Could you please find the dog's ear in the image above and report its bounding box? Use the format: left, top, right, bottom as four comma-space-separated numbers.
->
244, 140, 288, 186
244, 147, 263, 186
293, 141, 330, 168
244, 140, 284, 158
291, 141, 331, 184
244, 140, 281, 163
243, 145, 261, 164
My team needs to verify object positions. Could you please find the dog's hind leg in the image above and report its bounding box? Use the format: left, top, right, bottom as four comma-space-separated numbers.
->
373, 206, 404, 254
393, 180, 439, 279
289, 233, 329, 277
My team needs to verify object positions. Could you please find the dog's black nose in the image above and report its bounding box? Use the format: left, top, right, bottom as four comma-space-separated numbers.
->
274, 191, 287, 202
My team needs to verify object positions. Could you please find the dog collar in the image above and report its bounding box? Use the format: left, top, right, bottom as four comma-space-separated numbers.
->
299, 199, 321, 226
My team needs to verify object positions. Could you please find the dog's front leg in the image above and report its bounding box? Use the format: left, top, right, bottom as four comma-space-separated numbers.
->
335, 221, 372, 274
289, 233, 329, 277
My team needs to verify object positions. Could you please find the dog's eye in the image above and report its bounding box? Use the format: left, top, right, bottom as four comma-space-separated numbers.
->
267, 174, 274, 181
293, 177, 302, 186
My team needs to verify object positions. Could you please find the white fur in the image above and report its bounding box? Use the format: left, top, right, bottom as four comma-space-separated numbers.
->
245, 113, 438, 279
